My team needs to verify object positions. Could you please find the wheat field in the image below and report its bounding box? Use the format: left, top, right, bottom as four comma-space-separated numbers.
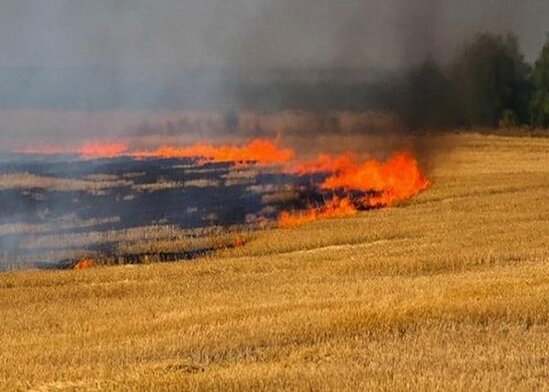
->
1, 133, 548, 391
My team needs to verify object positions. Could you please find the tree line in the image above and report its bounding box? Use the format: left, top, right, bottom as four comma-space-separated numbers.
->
395, 32, 549, 130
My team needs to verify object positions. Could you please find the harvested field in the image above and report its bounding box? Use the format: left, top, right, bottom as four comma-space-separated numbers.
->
0, 132, 548, 390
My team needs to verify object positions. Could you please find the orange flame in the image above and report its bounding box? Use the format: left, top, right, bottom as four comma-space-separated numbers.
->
278, 152, 429, 227
278, 196, 357, 228
321, 152, 430, 207
72, 258, 94, 270
16, 138, 293, 164
133, 138, 294, 164
286, 153, 356, 175
14, 137, 430, 228
79, 142, 129, 159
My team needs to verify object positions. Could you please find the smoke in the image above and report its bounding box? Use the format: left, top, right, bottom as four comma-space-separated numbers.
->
0, 1, 547, 151
0, 1, 545, 170
0, 1, 546, 90
2, 1, 547, 272
218, 0, 548, 69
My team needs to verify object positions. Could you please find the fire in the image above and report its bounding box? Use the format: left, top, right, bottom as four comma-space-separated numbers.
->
133, 139, 294, 164
14, 137, 430, 228
321, 152, 430, 207
72, 258, 94, 270
79, 142, 129, 159
16, 138, 293, 164
278, 196, 357, 228
278, 152, 429, 227
287, 153, 356, 175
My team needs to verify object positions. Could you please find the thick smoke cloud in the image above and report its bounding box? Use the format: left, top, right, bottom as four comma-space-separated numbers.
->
1, 0, 546, 68
0, 0, 547, 146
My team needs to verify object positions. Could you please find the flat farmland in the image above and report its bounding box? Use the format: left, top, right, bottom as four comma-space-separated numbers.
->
1, 133, 548, 391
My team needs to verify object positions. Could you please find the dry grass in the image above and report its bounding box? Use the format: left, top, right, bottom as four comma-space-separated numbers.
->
1, 132, 548, 391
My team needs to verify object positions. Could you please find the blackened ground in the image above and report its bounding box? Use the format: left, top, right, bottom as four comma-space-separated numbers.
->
0, 154, 325, 270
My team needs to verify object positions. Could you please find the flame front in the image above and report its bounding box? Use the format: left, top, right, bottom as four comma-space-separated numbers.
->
321, 152, 430, 207
72, 258, 94, 270
278, 152, 430, 227
14, 138, 430, 228
278, 196, 357, 228
79, 142, 129, 159
133, 138, 294, 164
287, 153, 356, 175
16, 139, 292, 163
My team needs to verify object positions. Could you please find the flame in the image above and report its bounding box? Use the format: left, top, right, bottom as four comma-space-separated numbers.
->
321, 152, 430, 207
16, 138, 293, 164
278, 196, 357, 228
14, 137, 430, 228
79, 142, 129, 159
278, 152, 429, 227
133, 139, 294, 164
72, 258, 94, 270
287, 153, 356, 174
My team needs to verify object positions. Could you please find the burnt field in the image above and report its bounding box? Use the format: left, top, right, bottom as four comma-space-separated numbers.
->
0, 154, 322, 270
1, 135, 429, 271
1, 133, 548, 391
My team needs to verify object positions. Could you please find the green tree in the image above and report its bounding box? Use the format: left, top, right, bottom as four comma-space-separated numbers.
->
530, 35, 549, 128
451, 33, 531, 127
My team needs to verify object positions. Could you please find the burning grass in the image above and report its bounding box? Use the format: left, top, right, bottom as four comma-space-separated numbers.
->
278, 196, 357, 228
0, 132, 548, 390
8, 136, 432, 232
133, 138, 295, 164
278, 151, 430, 227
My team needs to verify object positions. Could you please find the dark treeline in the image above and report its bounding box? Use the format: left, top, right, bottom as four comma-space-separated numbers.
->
235, 32, 549, 131
392, 32, 549, 130
0, 32, 547, 133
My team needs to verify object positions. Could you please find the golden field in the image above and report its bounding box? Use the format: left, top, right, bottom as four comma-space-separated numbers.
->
1, 132, 548, 391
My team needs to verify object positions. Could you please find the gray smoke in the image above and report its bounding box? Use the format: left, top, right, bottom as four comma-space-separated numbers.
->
0, 0, 547, 145
1, 1, 547, 270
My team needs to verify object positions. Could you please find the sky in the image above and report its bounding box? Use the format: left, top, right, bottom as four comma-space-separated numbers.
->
0, 0, 547, 69
0, 0, 547, 146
